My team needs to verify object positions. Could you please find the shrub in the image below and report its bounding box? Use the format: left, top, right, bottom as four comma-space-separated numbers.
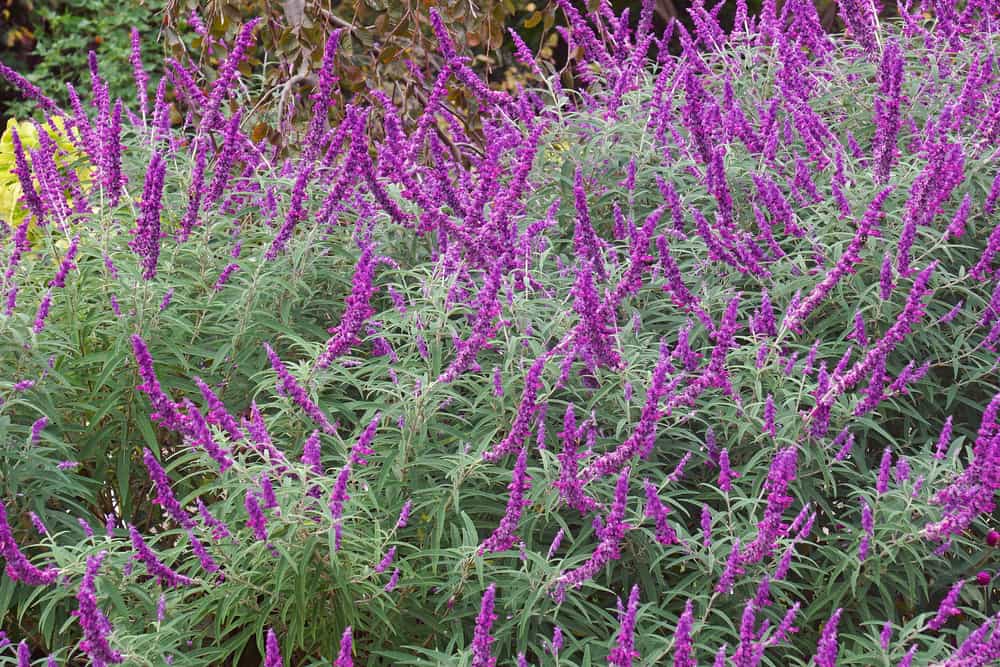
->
1, 0, 999, 666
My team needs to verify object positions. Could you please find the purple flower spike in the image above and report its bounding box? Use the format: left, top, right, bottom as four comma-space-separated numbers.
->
471, 584, 498, 667
395, 500, 412, 530
673, 599, 695, 667
129, 525, 193, 587
334, 627, 353, 667
643, 479, 679, 545
244, 492, 268, 542
316, 239, 380, 369
0, 501, 59, 585
876, 447, 892, 495
265, 342, 336, 433
873, 39, 904, 182
609, 585, 641, 667
479, 444, 532, 554
131, 334, 184, 430
814, 608, 843, 667
142, 448, 194, 529
73, 551, 123, 666
927, 580, 965, 630
264, 628, 282, 667
719, 449, 737, 493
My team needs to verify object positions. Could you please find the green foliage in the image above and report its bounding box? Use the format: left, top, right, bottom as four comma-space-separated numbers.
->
0, 4, 998, 666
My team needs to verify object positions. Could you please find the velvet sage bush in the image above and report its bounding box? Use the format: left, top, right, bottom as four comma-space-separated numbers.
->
1, 0, 1000, 664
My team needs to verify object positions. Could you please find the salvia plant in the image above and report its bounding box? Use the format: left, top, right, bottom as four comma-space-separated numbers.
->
0, 0, 999, 665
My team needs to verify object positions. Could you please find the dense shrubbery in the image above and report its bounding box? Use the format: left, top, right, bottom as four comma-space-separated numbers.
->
1, 0, 1000, 665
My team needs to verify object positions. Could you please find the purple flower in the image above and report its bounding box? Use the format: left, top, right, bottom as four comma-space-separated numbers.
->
876, 447, 893, 495
0, 62, 60, 112
180, 399, 234, 472
608, 585, 641, 667
265, 342, 336, 433
770, 601, 801, 645
264, 628, 282, 667
197, 499, 231, 542
946, 193, 972, 239
131, 334, 184, 430
187, 530, 221, 579
334, 627, 353, 667
897, 144, 965, 277
205, 110, 243, 207
33, 290, 53, 334
28, 512, 47, 535
555, 467, 631, 597
142, 448, 194, 529
102, 100, 124, 206
129, 525, 193, 587
879, 621, 893, 651
159, 288, 174, 311
374, 546, 396, 574
479, 444, 532, 554
783, 188, 890, 333
673, 599, 695, 667
192, 377, 244, 441
384, 568, 401, 592
928, 580, 965, 630
29, 416, 47, 444
643, 479, 679, 545
129, 28, 148, 119
50, 236, 80, 289
483, 354, 547, 462
244, 492, 268, 542
934, 416, 954, 460
583, 341, 674, 479
719, 449, 737, 493
395, 500, 412, 530
716, 538, 743, 595
316, 240, 380, 368
471, 584, 498, 667
73, 552, 123, 666
213, 263, 240, 290
873, 39, 904, 182
741, 447, 798, 564
0, 501, 59, 585
814, 608, 843, 667
763, 395, 777, 438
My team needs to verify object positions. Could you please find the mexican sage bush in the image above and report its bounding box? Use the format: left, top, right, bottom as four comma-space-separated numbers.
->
1, 0, 999, 665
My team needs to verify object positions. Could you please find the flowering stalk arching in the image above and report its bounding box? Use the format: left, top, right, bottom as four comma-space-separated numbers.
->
483, 354, 548, 462
129, 525, 193, 588
643, 479, 680, 545
479, 443, 532, 554
740, 447, 798, 565
142, 448, 194, 529
265, 342, 337, 434
316, 239, 380, 369
783, 187, 891, 334
131, 334, 185, 431
0, 501, 59, 586
927, 580, 965, 631
582, 340, 674, 480
555, 467, 632, 598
